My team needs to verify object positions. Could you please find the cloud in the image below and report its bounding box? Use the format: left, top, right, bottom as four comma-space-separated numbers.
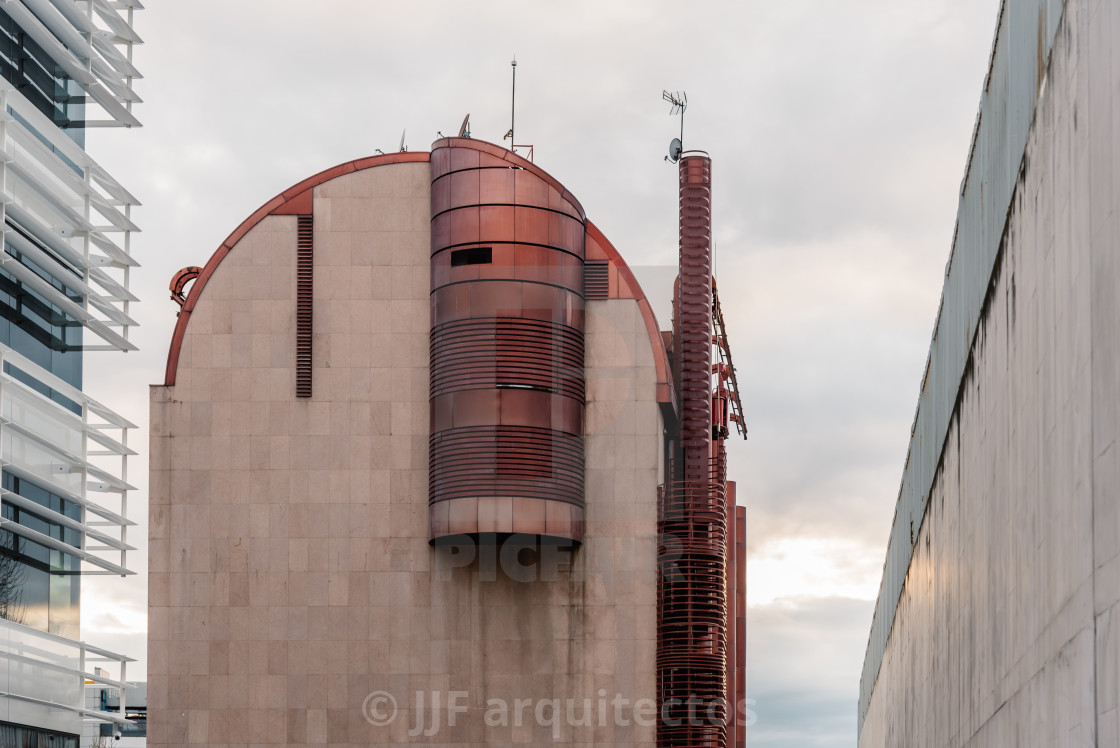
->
81, 601, 148, 636
748, 537, 883, 606
747, 597, 874, 747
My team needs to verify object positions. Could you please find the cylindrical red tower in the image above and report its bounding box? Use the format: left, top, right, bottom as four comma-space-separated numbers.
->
428, 138, 587, 544
676, 154, 714, 485
658, 153, 728, 748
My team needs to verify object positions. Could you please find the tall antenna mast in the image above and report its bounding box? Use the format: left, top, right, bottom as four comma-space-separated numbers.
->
510, 56, 517, 152
502, 58, 534, 161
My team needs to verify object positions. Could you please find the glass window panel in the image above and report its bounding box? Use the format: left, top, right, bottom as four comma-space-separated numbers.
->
0, 473, 82, 635
0, 9, 85, 138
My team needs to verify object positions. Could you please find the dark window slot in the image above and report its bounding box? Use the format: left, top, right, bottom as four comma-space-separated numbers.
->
450, 247, 492, 267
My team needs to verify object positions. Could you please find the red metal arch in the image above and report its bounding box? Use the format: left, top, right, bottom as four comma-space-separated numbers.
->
169, 266, 201, 308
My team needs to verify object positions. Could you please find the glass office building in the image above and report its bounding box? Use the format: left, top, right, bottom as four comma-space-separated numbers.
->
0, 2, 141, 745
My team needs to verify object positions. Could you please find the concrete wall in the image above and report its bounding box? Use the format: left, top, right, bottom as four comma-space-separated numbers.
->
859, 0, 1120, 745
148, 162, 664, 746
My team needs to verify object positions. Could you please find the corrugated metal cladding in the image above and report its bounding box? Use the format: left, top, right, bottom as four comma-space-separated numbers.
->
858, 0, 1067, 733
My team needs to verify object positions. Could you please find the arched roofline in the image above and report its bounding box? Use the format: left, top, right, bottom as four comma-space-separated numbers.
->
164, 142, 672, 411
163, 151, 430, 385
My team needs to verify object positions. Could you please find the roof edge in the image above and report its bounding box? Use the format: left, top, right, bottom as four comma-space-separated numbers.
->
163, 152, 430, 386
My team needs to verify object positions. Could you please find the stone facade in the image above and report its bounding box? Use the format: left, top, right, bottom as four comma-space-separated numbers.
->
148, 162, 665, 746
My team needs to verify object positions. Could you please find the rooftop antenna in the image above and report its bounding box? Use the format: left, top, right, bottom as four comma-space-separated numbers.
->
399, 129, 407, 152
508, 56, 517, 152
663, 90, 687, 163
458, 113, 471, 138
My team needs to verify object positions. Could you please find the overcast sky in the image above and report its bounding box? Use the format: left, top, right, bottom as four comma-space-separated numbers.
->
80, 1, 1003, 745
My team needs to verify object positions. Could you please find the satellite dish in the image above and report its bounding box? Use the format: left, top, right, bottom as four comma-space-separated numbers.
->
668, 138, 683, 163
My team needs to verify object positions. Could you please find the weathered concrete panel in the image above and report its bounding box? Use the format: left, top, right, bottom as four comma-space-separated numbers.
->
860, 0, 1120, 744
860, 0, 1069, 722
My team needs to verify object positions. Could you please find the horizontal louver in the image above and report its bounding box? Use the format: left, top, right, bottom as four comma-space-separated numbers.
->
584, 260, 608, 299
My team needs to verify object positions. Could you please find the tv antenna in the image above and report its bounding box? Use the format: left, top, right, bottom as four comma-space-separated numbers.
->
663, 90, 687, 162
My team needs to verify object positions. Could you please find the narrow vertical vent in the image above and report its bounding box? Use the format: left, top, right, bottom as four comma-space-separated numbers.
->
295, 216, 313, 398
584, 260, 608, 300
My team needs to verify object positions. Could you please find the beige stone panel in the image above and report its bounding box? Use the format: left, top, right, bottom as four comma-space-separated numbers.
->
151, 159, 667, 746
